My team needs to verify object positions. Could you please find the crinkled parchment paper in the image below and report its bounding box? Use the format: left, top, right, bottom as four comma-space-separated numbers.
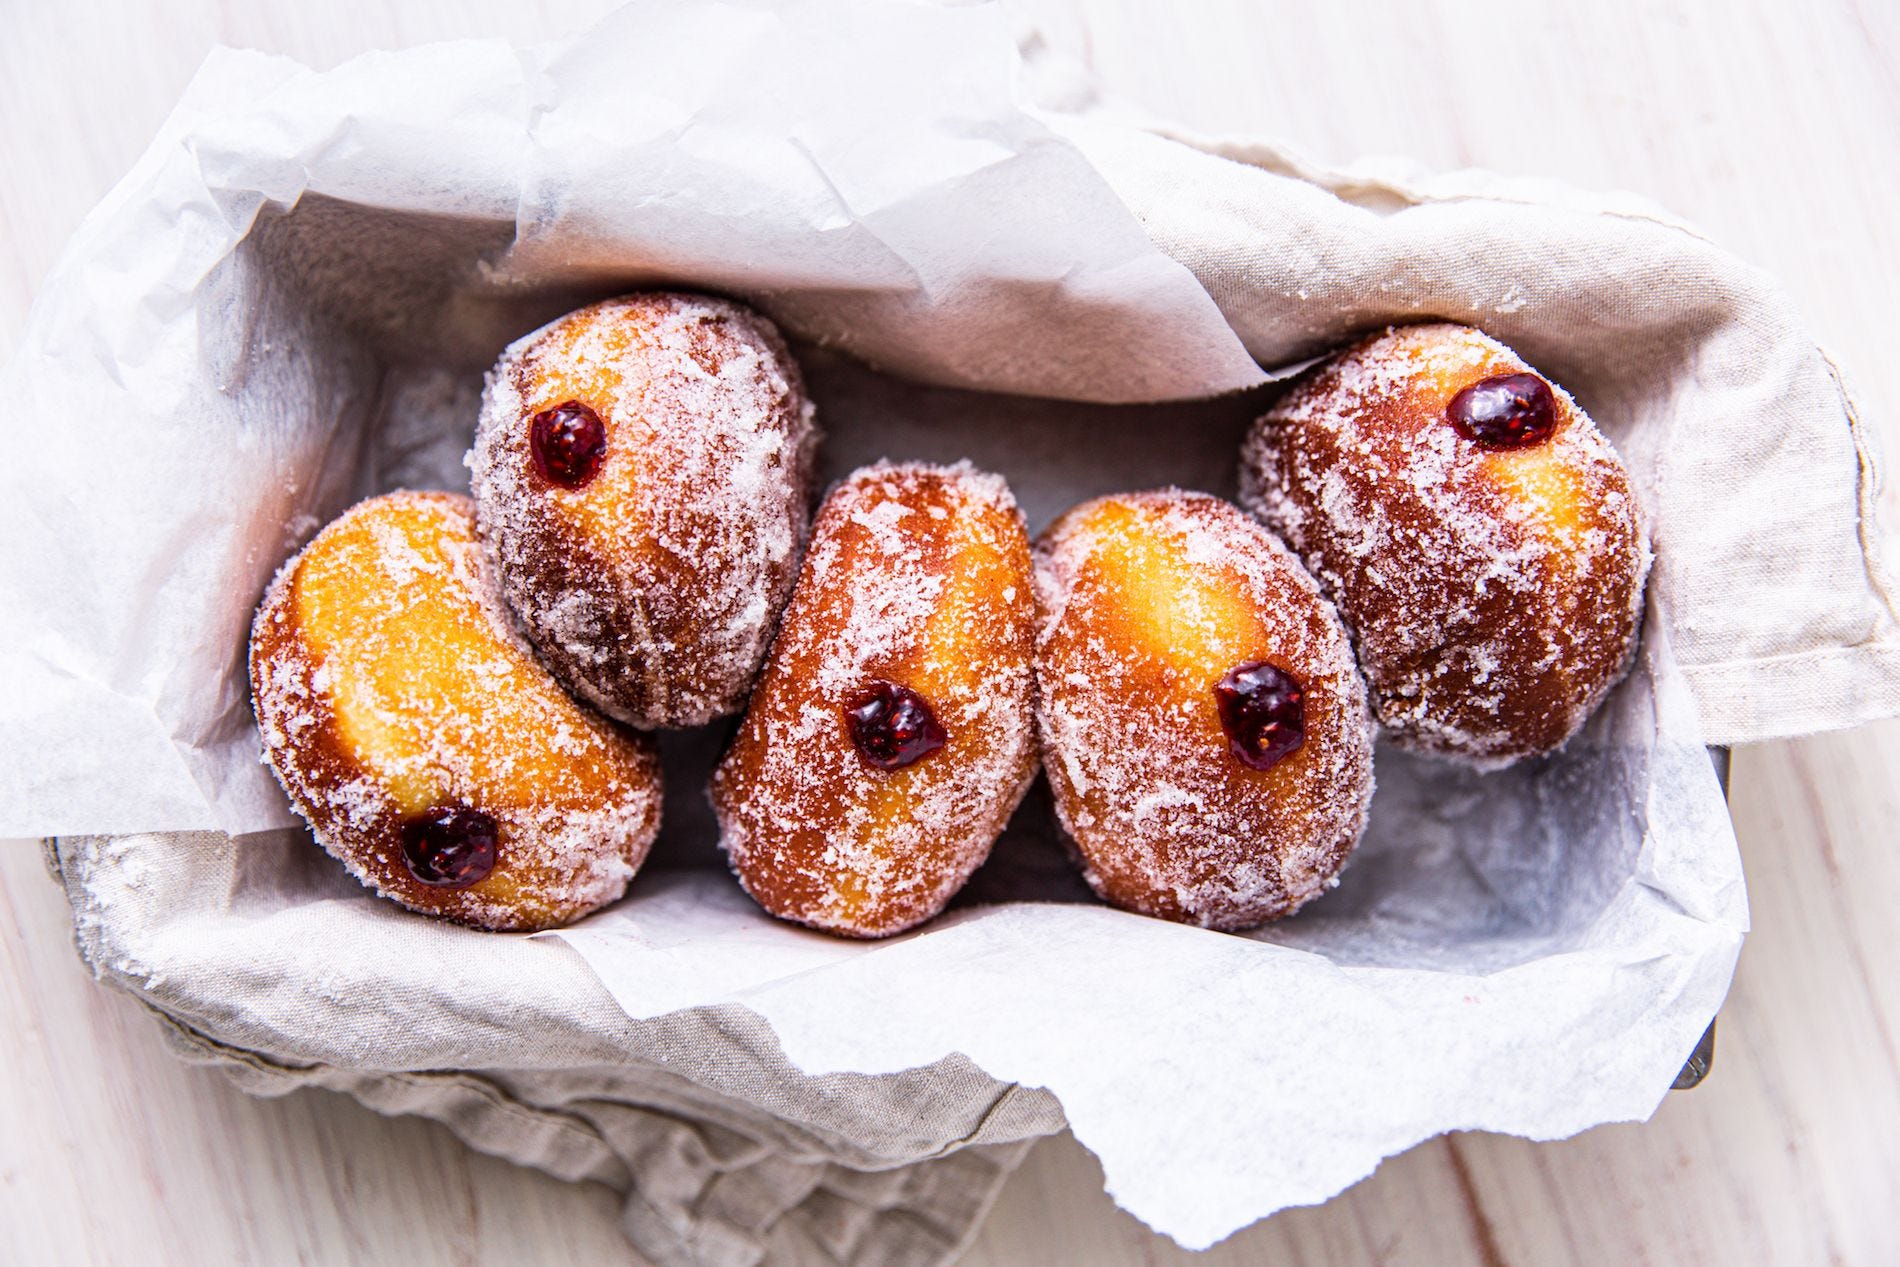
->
0, 0, 1745, 1248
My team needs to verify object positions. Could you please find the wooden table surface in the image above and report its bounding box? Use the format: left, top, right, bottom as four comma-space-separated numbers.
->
5, 1, 1898, 1262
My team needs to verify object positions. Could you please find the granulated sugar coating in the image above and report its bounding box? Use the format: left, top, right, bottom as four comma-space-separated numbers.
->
712, 462, 1039, 938
1241, 323, 1649, 766
249, 492, 662, 931
1033, 490, 1375, 930
469, 292, 819, 730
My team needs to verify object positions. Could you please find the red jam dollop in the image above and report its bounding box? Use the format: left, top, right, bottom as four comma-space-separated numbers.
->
845, 680, 948, 771
401, 807, 499, 888
1215, 662, 1306, 771
530, 400, 609, 488
1447, 373, 1558, 450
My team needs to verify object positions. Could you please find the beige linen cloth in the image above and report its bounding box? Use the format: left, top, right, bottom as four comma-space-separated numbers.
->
45, 834, 1062, 1266
32, 21, 1900, 1267
1058, 120, 1900, 744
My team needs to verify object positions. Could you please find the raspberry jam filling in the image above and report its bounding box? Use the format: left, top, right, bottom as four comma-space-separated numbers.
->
845, 680, 948, 770
1215, 662, 1306, 771
1447, 372, 1558, 450
400, 807, 499, 888
529, 399, 609, 487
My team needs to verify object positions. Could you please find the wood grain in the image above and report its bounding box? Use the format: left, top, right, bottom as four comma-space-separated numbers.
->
5, 1, 1899, 1263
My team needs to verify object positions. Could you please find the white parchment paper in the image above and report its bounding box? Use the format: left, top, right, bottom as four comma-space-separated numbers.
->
550, 341, 1749, 1244
2, 0, 1750, 1250
0, 0, 1262, 841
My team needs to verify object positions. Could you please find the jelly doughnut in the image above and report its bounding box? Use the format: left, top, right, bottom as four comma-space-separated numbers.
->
1241, 323, 1648, 766
250, 491, 662, 931
1033, 489, 1374, 930
469, 291, 819, 729
712, 462, 1038, 938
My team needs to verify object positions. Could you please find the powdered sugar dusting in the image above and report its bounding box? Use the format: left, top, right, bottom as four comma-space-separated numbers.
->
1033, 490, 1375, 930
469, 292, 820, 729
1240, 323, 1650, 766
249, 491, 663, 931
712, 462, 1038, 938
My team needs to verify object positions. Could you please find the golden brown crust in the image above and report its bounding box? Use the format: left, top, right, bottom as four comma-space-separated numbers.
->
1240, 323, 1648, 766
248, 491, 662, 931
711, 462, 1038, 938
1033, 490, 1375, 931
470, 291, 820, 729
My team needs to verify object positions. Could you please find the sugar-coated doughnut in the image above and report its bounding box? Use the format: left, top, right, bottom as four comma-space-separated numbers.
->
1241, 323, 1648, 766
711, 462, 1038, 938
249, 491, 662, 931
1033, 489, 1374, 930
469, 291, 819, 729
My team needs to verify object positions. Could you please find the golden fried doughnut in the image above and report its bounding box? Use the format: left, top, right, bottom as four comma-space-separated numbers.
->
1241, 323, 1648, 765
249, 491, 662, 931
469, 291, 819, 729
711, 462, 1038, 938
1034, 489, 1374, 930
